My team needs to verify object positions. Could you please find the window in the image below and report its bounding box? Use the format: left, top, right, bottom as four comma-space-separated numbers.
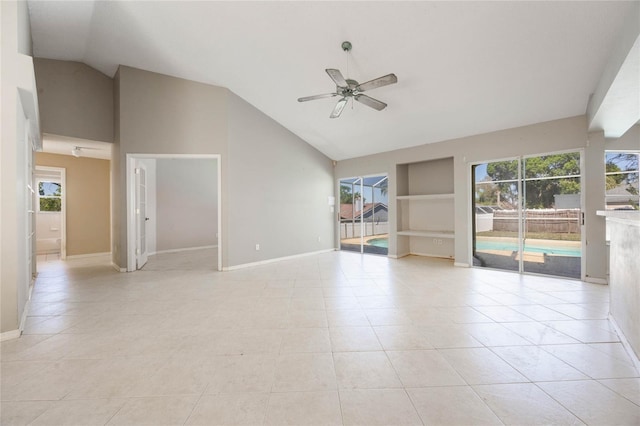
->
38, 181, 62, 212
605, 151, 639, 210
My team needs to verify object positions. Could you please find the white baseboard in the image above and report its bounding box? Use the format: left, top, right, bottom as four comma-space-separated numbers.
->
0, 329, 21, 342
608, 314, 640, 371
585, 276, 608, 285
223, 249, 334, 271
66, 252, 111, 260
111, 262, 126, 272
454, 262, 470, 267
152, 245, 217, 256
409, 251, 455, 261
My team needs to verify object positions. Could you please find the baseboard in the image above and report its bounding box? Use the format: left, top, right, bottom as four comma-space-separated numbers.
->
0, 329, 21, 342
608, 314, 640, 371
66, 252, 111, 260
409, 251, 455, 261
223, 249, 334, 271
454, 262, 470, 267
111, 262, 126, 272
585, 276, 608, 285
152, 245, 217, 256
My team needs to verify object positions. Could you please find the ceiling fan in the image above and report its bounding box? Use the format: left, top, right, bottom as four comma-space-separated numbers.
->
298, 41, 398, 118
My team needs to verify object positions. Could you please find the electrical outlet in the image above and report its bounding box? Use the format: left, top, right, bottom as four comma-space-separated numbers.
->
255, 244, 260, 251
437, 239, 443, 245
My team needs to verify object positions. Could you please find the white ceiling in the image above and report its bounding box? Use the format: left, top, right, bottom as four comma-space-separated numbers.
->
28, 1, 634, 161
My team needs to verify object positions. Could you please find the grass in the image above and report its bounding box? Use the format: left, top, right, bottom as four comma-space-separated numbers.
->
476, 231, 581, 241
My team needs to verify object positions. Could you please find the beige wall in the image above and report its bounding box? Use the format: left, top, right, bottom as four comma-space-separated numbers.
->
34, 58, 114, 142
36, 153, 111, 257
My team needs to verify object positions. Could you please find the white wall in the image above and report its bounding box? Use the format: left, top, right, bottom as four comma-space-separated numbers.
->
1, 0, 39, 336
155, 158, 217, 252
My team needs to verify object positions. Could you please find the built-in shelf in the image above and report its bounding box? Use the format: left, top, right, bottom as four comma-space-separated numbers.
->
396, 230, 454, 238
396, 193, 454, 201
395, 157, 455, 259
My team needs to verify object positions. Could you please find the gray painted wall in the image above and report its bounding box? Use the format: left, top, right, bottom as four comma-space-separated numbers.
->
335, 115, 615, 281
113, 66, 228, 268
114, 66, 334, 269
227, 92, 335, 266
156, 159, 217, 252
34, 58, 114, 142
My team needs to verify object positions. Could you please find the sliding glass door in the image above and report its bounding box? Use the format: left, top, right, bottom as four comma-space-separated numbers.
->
473, 152, 582, 279
339, 175, 389, 255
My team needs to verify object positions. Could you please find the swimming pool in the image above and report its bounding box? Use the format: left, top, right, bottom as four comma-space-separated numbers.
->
367, 237, 389, 249
476, 240, 581, 257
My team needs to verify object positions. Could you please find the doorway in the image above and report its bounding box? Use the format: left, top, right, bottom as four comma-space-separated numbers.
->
472, 152, 583, 279
339, 174, 389, 255
34, 166, 66, 260
126, 154, 222, 272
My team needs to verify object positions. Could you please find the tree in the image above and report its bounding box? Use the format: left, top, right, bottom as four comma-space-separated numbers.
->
340, 184, 362, 204
485, 153, 582, 209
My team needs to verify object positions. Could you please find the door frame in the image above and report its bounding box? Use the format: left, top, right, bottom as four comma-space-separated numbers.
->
34, 166, 67, 260
338, 172, 389, 255
126, 154, 222, 272
135, 162, 148, 269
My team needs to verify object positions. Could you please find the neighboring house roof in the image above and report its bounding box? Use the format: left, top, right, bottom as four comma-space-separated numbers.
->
340, 203, 388, 220
606, 181, 639, 198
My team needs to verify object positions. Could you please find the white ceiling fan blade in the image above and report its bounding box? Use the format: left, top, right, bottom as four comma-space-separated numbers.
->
326, 69, 348, 88
298, 93, 338, 102
330, 98, 348, 118
355, 94, 387, 111
356, 73, 398, 92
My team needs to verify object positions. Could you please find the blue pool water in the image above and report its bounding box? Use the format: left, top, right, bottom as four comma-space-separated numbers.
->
476, 240, 581, 257
367, 238, 389, 249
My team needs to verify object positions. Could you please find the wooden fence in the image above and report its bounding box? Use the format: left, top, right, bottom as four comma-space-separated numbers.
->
493, 209, 581, 234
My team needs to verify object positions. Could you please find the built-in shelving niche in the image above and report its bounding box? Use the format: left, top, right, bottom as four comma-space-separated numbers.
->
396, 157, 454, 259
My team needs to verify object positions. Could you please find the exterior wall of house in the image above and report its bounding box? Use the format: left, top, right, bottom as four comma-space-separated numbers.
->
34, 58, 114, 142
335, 115, 613, 282
35, 153, 111, 257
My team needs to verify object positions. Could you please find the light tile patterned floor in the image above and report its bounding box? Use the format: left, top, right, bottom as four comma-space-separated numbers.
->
2, 250, 639, 425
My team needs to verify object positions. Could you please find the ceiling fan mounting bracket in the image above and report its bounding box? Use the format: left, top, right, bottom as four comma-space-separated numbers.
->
341, 41, 352, 52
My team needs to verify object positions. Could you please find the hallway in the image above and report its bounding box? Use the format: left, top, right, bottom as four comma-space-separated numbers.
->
1, 251, 639, 425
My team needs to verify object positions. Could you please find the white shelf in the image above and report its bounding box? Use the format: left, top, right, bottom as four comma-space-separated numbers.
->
397, 230, 454, 238
396, 193, 454, 201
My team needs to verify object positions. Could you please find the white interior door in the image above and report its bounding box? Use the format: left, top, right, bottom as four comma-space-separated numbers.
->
136, 163, 148, 269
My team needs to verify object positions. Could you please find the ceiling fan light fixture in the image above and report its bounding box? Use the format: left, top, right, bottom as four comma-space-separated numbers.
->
297, 41, 398, 118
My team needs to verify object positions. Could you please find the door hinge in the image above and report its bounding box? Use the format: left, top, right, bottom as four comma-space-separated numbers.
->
581, 212, 585, 225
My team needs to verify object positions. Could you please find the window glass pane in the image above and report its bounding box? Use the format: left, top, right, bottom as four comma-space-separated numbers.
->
38, 181, 61, 196
475, 160, 518, 182
524, 153, 580, 180
40, 197, 61, 212
606, 152, 639, 173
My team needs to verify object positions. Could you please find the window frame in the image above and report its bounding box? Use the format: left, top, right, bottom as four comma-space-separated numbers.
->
37, 179, 63, 213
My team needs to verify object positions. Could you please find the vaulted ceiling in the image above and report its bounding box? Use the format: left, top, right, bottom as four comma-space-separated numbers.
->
28, 1, 635, 160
